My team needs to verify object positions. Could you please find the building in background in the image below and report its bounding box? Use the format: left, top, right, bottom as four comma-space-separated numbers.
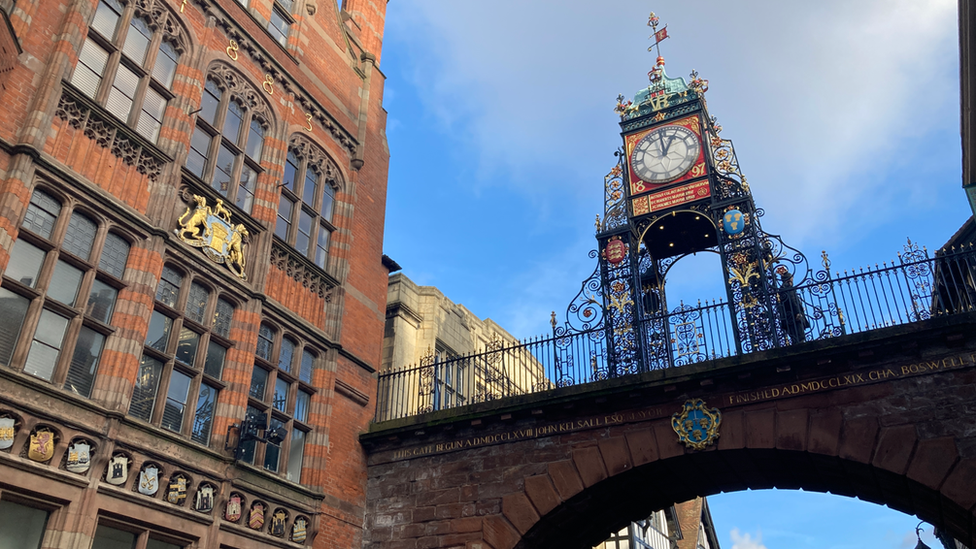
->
379, 272, 549, 420
595, 497, 720, 549
0, 0, 390, 547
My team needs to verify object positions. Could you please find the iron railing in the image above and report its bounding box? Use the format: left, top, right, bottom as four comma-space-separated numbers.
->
374, 245, 976, 422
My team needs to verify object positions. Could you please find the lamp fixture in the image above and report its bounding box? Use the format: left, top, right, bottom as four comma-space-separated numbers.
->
224, 410, 288, 461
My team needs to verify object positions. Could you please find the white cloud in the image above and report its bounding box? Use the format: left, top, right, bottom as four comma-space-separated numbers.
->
731, 527, 769, 549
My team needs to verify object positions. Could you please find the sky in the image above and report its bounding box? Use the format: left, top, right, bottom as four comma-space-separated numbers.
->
378, 0, 965, 547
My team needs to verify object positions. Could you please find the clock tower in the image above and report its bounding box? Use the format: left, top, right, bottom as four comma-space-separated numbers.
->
591, 13, 814, 372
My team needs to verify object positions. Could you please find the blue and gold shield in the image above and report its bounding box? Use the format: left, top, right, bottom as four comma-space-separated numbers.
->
672, 399, 721, 450
722, 209, 745, 235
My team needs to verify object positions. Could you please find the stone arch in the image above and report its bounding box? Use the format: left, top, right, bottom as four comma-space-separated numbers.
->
288, 133, 346, 193
131, 0, 194, 56
205, 61, 276, 136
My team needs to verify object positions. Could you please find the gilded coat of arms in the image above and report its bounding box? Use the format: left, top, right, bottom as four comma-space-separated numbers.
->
194, 484, 215, 513
270, 509, 287, 537
292, 516, 308, 544
176, 195, 249, 280
0, 417, 15, 450
28, 428, 54, 462
66, 441, 91, 473
139, 465, 160, 495
166, 475, 187, 505
248, 502, 265, 530
671, 398, 721, 451
225, 493, 242, 522
106, 454, 129, 485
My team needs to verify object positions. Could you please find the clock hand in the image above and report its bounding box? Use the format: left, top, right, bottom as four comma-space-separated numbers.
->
662, 133, 674, 156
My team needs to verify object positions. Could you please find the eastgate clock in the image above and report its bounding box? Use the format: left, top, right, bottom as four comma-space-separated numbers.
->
630, 124, 701, 184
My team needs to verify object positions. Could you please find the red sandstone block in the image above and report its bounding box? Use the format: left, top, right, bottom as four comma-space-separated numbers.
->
453, 517, 483, 534
943, 458, 976, 510
572, 446, 608, 487
598, 436, 633, 476
872, 425, 917, 475
775, 409, 808, 451
654, 419, 684, 458
808, 409, 843, 456
906, 437, 958, 490
744, 408, 776, 449
501, 493, 539, 535
838, 417, 879, 464
482, 515, 520, 549
625, 428, 659, 466
523, 475, 560, 515
547, 461, 583, 501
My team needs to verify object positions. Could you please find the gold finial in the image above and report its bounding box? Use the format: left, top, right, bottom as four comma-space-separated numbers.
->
550, 311, 557, 329
821, 250, 831, 270
595, 214, 601, 231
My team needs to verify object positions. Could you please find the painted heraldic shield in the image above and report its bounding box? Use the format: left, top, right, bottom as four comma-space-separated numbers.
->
225, 494, 242, 522
248, 503, 265, 530
167, 476, 187, 505
28, 429, 54, 462
0, 417, 15, 450
271, 510, 287, 537
671, 398, 722, 451
66, 441, 91, 473
292, 517, 308, 543
106, 454, 129, 485
139, 465, 159, 495
195, 485, 214, 513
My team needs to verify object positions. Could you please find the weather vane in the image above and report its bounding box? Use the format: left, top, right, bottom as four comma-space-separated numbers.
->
647, 12, 669, 85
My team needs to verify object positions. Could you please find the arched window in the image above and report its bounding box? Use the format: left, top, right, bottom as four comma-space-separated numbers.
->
0, 187, 131, 400
185, 67, 270, 216
277, 135, 341, 270
70, 0, 186, 144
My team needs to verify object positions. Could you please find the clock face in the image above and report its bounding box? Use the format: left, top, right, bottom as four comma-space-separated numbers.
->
630, 125, 701, 184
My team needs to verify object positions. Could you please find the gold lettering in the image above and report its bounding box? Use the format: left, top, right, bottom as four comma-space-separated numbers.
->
304, 112, 314, 132
226, 40, 239, 61
263, 74, 275, 95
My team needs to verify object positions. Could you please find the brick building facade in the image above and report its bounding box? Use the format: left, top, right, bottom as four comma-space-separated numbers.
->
0, 0, 390, 547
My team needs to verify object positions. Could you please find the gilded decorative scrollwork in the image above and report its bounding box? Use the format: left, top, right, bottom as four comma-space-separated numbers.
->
175, 194, 249, 280
672, 399, 721, 451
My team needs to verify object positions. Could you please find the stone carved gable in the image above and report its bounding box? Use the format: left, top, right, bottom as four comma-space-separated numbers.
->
208, 62, 274, 132
288, 134, 342, 190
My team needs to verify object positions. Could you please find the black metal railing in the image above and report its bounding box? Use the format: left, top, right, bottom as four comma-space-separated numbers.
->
374, 245, 976, 422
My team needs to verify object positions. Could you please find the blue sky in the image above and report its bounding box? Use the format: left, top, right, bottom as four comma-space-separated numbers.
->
379, 1, 964, 547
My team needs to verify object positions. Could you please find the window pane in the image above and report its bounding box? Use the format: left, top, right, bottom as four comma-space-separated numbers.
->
72, 38, 108, 99
185, 283, 208, 324
129, 355, 163, 421
87, 278, 118, 323
0, 288, 29, 366
295, 389, 310, 423
7, 240, 46, 287
137, 87, 166, 143
211, 144, 235, 196
236, 165, 256, 213
212, 299, 233, 338
146, 311, 172, 352
269, 7, 290, 47
263, 418, 283, 471
286, 428, 305, 483
256, 324, 274, 361
275, 196, 293, 239
187, 126, 212, 179
246, 119, 263, 161
99, 233, 130, 279
249, 366, 268, 400
223, 101, 243, 143
49, 260, 83, 305
279, 338, 295, 373
284, 153, 299, 193
302, 170, 316, 204
162, 369, 191, 432
295, 210, 312, 254
23, 309, 69, 381
122, 16, 152, 64
92, 524, 136, 549
299, 350, 314, 384
273, 377, 288, 412
315, 225, 330, 269
203, 341, 225, 379
90, 0, 123, 39
191, 383, 217, 445
152, 41, 179, 89
322, 185, 335, 221
64, 326, 104, 398
0, 500, 50, 549
63, 212, 97, 260
22, 189, 61, 239
175, 328, 200, 366
200, 80, 221, 126
147, 538, 183, 549
106, 64, 139, 121
156, 266, 182, 307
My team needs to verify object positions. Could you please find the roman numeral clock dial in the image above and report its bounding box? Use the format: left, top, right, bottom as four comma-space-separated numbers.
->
630, 125, 701, 185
